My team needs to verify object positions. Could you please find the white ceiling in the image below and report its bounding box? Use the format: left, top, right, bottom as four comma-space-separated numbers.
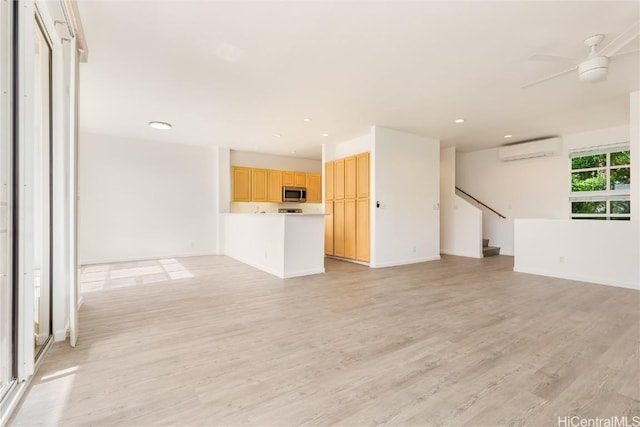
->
77, 1, 640, 160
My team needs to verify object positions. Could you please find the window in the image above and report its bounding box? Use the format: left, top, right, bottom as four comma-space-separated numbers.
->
570, 144, 630, 220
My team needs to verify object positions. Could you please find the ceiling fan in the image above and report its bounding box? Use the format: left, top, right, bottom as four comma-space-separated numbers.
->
522, 21, 640, 89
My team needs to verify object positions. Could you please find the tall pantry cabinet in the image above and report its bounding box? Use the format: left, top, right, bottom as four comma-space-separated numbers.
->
325, 152, 369, 262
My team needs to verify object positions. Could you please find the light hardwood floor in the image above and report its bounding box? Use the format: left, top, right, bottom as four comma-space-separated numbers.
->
9, 255, 640, 426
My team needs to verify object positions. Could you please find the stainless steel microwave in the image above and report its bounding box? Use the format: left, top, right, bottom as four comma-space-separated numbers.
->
282, 186, 307, 202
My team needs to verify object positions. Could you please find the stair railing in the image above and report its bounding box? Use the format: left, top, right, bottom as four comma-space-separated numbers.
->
455, 187, 507, 219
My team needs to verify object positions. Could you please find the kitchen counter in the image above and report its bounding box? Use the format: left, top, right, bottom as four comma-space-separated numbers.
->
221, 213, 325, 278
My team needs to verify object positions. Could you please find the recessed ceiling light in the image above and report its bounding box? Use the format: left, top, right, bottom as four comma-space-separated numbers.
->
303, 118, 312, 123
504, 134, 513, 139
273, 133, 282, 138
322, 133, 329, 137
148, 121, 172, 130
454, 119, 465, 124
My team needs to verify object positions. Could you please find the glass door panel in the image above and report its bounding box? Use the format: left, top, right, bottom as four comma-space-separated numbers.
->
33, 17, 52, 358
0, 0, 14, 400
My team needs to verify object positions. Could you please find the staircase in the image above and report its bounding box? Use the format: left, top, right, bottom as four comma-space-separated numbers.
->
483, 238, 500, 257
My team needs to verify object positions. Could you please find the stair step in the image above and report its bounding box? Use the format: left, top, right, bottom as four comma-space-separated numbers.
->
483, 246, 500, 257
482, 238, 489, 248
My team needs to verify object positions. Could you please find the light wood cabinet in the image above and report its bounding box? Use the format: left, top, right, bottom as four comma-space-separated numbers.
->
233, 167, 318, 203
282, 171, 294, 186
333, 200, 345, 257
294, 172, 306, 187
356, 198, 370, 262
344, 199, 356, 259
306, 173, 322, 203
282, 171, 306, 187
334, 159, 345, 200
325, 201, 334, 255
357, 153, 370, 198
345, 156, 357, 199
267, 169, 282, 202
325, 162, 334, 200
232, 166, 252, 202
252, 169, 268, 201
323, 152, 370, 263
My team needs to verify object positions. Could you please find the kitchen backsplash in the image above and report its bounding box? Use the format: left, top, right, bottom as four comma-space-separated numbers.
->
230, 202, 324, 214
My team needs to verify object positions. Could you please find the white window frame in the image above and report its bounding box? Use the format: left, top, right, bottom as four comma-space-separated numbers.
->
570, 143, 631, 220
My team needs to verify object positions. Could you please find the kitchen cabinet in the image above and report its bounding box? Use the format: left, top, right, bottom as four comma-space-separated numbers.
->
334, 159, 345, 200
345, 156, 357, 199
294, 172, 306, 187
232, 166, 252, 201
356, 198, 370, 262
325, 201, 334, 255
282, 171, 306, 187
252, 169, 268, 201
233, 166, 318, 203
333, 200, 345, 257
357, 152, 369, 198
344, 199, 356, 259
325, 162, 334, 200
267, 169, 282, 202
306, 173, 322, 203
323, 152, 370, 263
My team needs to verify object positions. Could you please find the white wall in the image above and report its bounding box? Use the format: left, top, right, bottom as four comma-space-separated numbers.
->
631, 92, 639, 221
372, 127, 440, 267
324, 130, 375, 162
230, 150, 321, 173
631, 92, 639, 284
222, 213, 324, 278
457, 125, 630, 255
440, 147, 482, 258
514, 219, 639, 290
79, 133, 217, 264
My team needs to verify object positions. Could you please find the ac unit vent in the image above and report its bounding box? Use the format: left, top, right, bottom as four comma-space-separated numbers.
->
498, 137, 562, 161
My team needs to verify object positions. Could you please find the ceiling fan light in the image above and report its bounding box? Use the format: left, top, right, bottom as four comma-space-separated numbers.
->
578, 56, 609, 82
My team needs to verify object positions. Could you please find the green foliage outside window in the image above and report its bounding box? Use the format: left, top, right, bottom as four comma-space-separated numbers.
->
571, 154, 606, 169
611, 150, 630, 166
571, 170, 606, 191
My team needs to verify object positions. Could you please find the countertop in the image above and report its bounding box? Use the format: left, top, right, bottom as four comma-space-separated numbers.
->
222, 212, 326, 216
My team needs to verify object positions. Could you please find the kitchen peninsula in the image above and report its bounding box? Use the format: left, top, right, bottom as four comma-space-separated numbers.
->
222, 212, 325, 278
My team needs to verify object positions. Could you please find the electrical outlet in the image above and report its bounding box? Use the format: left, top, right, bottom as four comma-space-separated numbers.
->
558, 256, 565, 263
413, 246, 417, 253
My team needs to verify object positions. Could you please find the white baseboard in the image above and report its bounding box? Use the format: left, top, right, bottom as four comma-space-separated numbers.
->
440, 250, 483, 259
54, 328, 68, 342
372, 255, 441, 268
283, 267, 325, 278
80, 251, 219, 266
513, 266, 640, 291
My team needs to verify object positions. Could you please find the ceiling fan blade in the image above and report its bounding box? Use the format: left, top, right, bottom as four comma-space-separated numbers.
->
528, 53, 579, 62
600, 21, 640, 57
610, 49, 640, 59
521, 66, 578, 89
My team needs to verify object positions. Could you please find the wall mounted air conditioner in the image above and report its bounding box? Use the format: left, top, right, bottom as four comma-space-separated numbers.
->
498, 137, 562, 161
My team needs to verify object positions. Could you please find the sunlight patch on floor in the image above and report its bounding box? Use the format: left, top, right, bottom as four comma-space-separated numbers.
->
81, 259, 194, 292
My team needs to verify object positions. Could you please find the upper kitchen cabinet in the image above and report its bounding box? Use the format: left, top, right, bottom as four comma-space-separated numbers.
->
345, 156, 357, 199
232, 166, 252, 201
252, 169, 268, 202
357, 152, 370, 198
306, 173, 322, 203
282, 171, 307, 187
334, 159, 345, 200
325, 162, 334, 200
267, 169, 282, 202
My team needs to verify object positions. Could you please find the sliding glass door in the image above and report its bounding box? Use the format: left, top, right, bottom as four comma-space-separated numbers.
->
0, 0, 14, 402
32, 13, 53, 359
